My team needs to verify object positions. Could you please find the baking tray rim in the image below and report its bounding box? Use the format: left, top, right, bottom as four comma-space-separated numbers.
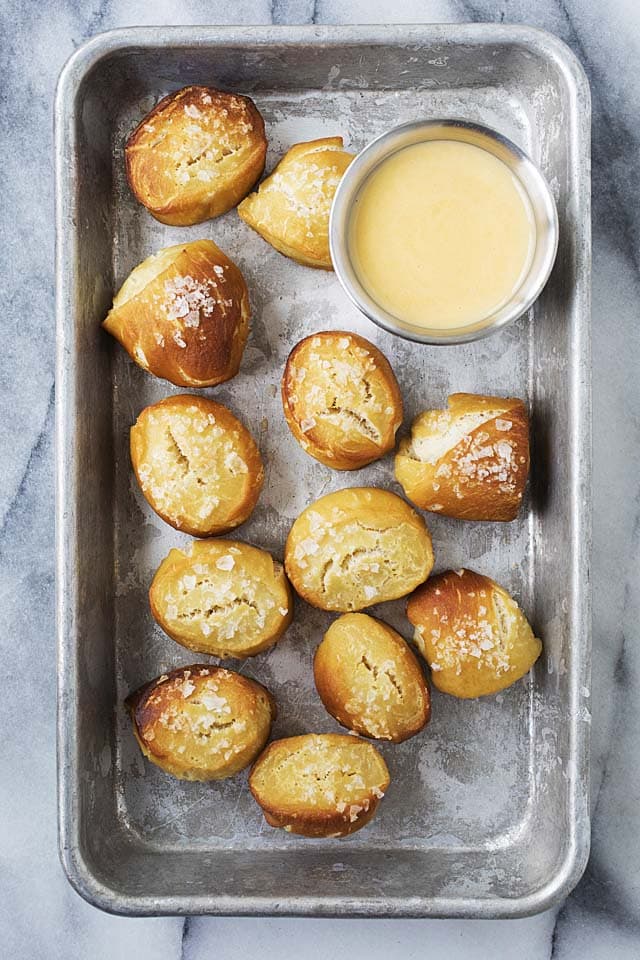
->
55, 22, 592, 918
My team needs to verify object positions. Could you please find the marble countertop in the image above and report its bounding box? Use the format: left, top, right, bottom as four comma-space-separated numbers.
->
2, 1, 638, 956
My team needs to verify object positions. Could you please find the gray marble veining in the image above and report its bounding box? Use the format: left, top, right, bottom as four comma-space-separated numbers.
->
1, 0, 638, 957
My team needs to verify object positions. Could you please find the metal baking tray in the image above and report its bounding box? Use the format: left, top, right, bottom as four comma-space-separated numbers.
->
55, 24, 591, 918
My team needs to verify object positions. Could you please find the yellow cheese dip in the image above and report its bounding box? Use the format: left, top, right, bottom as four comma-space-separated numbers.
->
349, 139, 536, 330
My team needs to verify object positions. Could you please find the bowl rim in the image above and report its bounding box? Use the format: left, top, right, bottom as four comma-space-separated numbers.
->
329, 118, 560, 346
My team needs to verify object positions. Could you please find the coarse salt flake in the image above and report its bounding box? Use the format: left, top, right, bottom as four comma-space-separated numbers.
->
299, 538, 319, 556
224, 451, 247, 474
200, 692, 228, 712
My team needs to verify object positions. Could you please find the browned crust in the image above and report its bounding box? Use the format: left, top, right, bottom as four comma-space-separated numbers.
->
258, 799, 382, 838
281, 331, 403, 470
248, 734, 390, 838
125, 86, 267, 225
313, 614, 431, 743
407, 569, 493, 626
129, 394, 264, 537
395, 393, 530, 522
103, 239, 250, 388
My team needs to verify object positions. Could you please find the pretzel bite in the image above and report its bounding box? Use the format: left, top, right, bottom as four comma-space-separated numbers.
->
125, 85, 267, 225
238, 136, 354, 269
130, 395, 263, 537
150, 540, 293, 659
103, 240, 250, 387
249, 733, 390, 837
127, 665, 276, 780
407, 569, 541, 698
395, 393, 529, 521
282, 331, 403, 469
314, 613, 430, 742
285, 487, 434, 612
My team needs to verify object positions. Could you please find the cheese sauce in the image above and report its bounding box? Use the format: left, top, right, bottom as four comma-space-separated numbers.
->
349, 139, 536, 330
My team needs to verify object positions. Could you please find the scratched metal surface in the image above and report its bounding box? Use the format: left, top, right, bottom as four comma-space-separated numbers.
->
56, 24, 591, 917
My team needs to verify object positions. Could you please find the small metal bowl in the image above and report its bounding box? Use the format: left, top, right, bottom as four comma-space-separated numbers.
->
329, 119, 559, 345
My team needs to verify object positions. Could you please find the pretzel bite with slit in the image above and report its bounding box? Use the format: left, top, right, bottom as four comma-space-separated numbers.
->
125, 85, 267, 225
127, 665, 276, 780
249, 733, 390, 837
